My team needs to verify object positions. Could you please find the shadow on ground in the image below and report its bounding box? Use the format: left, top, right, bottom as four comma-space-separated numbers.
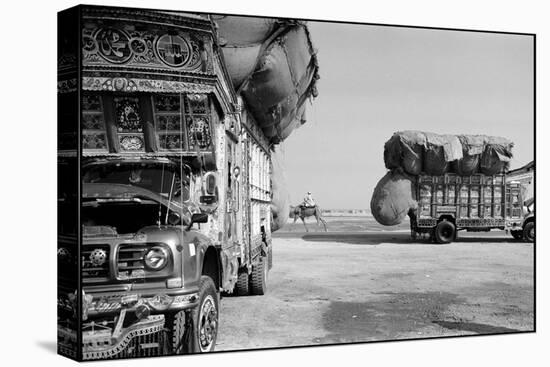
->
432, 321, 521, 334
274, 232, 518, 245
316, 291, 461, 344
316, 291, 523, 345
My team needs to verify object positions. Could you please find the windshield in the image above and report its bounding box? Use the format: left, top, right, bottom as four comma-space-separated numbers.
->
83, 162, 190, 202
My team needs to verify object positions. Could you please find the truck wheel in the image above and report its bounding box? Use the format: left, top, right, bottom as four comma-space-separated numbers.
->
235, 270, 250, 296
250, 257, 268, 295
523, 222, 535, 243
186, 276, 219, 353
168, 310, 187, 354
434, 220, 455, 244
511, 230, 523, 240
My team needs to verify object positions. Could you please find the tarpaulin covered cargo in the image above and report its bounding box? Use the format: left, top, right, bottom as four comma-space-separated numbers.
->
423, 133, 463, 175
370, 171, 417, 226
375, 131, 514, 226
480, 136, 514, 175
383, 131, 512, 176
383, 131, 426, 175
452, 134, 486, 175
215, 16, 319, 144
213, 16, 279, 88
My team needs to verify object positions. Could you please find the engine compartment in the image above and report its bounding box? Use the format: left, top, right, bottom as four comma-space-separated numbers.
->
82, 201, 167, 235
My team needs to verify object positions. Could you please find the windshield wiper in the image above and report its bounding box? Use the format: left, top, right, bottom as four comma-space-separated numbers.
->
96, 197, 142, 204
81, 197, 145, 207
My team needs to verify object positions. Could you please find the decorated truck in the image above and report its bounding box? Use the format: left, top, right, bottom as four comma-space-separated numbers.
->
409, 174, 532, 243
57, 6, 319, 360
371, 131, 535, 243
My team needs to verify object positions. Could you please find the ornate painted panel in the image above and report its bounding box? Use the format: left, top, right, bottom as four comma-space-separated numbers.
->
82, 94, 108, 152
82, 25, 209, 73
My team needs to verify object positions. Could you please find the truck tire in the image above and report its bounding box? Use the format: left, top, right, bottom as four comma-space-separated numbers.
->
511, 230, 523, 240
235, 270, 250, 296
434, 220, 455, 244
250, 257, 268, 295
186, 276, 219, 353
168, 310, 187, 355
523, 221, 535, 243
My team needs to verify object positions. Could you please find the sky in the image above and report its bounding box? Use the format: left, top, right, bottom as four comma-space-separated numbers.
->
280, 22, 534, 210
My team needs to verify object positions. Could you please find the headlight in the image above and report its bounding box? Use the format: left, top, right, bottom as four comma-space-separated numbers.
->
144, 246, 169, 271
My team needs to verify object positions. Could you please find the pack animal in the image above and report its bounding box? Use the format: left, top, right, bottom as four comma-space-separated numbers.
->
289, 205, 328, 232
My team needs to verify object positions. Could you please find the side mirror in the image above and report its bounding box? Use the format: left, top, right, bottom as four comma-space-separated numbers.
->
187, 213, 209, 230
192, 213, 208, 223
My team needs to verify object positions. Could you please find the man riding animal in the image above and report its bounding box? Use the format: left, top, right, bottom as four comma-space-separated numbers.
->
291, 192, 327, 232
302, 191, 316, 208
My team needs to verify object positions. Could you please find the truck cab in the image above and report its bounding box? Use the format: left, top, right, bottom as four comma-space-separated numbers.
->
506, 196, 534, 242
58, 158, 222, 357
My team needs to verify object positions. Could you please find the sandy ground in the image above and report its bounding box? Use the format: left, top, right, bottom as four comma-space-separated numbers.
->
215, 218, 534, 351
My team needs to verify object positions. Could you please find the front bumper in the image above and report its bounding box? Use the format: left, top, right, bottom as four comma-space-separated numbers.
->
505, 219, 524, 233
58, 288, 199, 324
82, 290, 199, 319
58, 290, 199, 360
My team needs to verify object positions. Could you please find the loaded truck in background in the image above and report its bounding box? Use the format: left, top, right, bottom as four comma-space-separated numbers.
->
371, 131, 534, 244
58, 7, 319, 360
409, 173, 534, 243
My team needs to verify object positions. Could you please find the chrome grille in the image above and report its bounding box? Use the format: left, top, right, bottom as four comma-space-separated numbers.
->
112, 328, 167, 359
82, 315, 168, 360
117, 244, 147, 279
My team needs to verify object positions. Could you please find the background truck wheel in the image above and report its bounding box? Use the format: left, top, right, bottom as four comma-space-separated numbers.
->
523, 222, 534, 243
186, 276, 219, 353
235, 270, 250, 296
434, 220, 455, 244
511, 230, 523, 240
250, 257, 268, 295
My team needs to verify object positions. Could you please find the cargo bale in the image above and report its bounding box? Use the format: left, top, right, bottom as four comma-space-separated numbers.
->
400, 131, 426, 175
452, 135, 486, 175
214, 16, 279, 88
422, 133, 463, 175
370, 171, 418, 226
480, 136, 514, 175
238, 25, 319, 144
423, 133, 448, 175
443, 134, 464, 161
216, 17, 319, 144
220, 44, 263, 89
383, 134, 402, 170
383, 131, 426, 175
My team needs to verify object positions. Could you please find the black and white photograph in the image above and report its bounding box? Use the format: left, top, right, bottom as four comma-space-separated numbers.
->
2, 1, 546, 366
56, 4, 536, 361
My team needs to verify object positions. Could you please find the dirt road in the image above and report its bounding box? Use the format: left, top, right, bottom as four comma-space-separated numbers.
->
216, 230, 534, 351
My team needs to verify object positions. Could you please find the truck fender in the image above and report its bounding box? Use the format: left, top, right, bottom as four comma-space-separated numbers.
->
195, 241, 222, 291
